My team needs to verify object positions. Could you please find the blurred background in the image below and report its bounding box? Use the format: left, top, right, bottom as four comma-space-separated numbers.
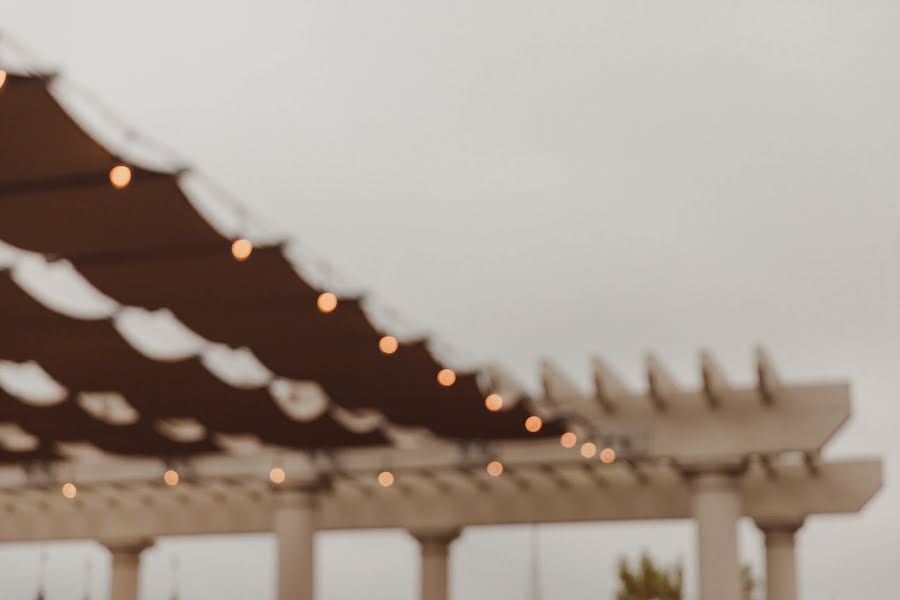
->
0, 1, 896, 597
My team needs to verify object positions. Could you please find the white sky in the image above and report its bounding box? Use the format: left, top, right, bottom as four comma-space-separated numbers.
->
1, 1, 898, 598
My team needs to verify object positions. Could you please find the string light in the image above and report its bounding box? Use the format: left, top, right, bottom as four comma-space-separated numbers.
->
524, 415, 543, 433
484, 393, 503, 412
580, 442, 597, 458
599, 447, 617, 464
377, 471, 395, 487
163, 469, 180, 486
109, 164, 132, 189
437, 368, 456, 387
269, 467, 286, 485
0, 70, 7, 90
317, 292, 338, 314
378, 336, 399, 355
486, 460, 504, 477
560, 432, 577, 448
62, 482, 77, 499
231, 238, 253, 261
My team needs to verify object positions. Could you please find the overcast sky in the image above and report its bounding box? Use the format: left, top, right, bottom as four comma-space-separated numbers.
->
1, 1, 898, 598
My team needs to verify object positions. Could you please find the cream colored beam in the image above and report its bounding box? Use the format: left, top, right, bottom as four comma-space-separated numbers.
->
756, 347, 780, 405
591, 356, 627, 413
541, 359, 596, 419
0, 459, 879, 544
534, 381, 849, 462
700, 350, 729, 409
646, 353, 677, 411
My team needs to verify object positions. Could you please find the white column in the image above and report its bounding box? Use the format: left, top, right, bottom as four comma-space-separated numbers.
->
757, 520, 803, 600
102, 539, 153, 600
274, 487, 317, 600
412, 529, 460, 600
691, 473, 742, 600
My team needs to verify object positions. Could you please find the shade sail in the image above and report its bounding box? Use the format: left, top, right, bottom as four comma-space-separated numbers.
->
0, 388, 212, 458
0, 274, 391, 451
0, 74, 115, 187
0, 171, 227, 260
0, 272, 549, 441
0, 72, 562, 461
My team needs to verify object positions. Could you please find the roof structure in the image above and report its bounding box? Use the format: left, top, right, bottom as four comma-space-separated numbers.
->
0, 62, 883, 600
0, 71, 566, 464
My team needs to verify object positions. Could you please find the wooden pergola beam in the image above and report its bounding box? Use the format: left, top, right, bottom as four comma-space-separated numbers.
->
0, 459, 879, 544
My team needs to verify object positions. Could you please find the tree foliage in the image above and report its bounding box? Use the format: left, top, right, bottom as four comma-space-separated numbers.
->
615, 552, 683, 600
741, 564, 756, 600
614, 553, 756, 600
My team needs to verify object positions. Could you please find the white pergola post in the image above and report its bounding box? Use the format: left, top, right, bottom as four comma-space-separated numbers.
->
411, 529, 460, 600
274, 487, 317, 600
102, 539, 153, 600
757, 520, 803, 600
691, 472, 742, 600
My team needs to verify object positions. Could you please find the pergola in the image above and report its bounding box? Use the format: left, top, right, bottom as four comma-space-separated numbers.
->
0, 67, 882, 600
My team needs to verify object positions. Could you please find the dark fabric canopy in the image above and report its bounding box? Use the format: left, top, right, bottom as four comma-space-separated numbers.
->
0, 72, 561, 461
0, 74, 114, 188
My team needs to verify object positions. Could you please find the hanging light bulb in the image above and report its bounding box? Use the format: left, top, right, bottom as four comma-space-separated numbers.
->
231, 238, 253, 261
0, 70, 7, 90
560, 432, 577, 448
378, 336, 399, 355
599, 447, 617, 464
269, 467, 286, 485
108, 164, 132, 189
377, 470, 395, 487
436, 368, 456, 387
524, 415, 543, 433
163, 469, 180, 486
580, 442, 597, 458
484, 393, 504, 412
486, 460, 504, 477
62, 482, 77, 499
317, 292, 338, 314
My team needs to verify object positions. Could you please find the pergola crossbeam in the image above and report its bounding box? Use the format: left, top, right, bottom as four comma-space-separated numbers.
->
0, 459, 879, 544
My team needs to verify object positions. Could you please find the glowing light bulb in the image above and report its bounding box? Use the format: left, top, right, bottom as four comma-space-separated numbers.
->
486, 460, 504, 477
377, 471, 395, 487
269, 467, 286, 485
379, 336, 399, 355
0, 70, 7, 90
560, 432, 577, 448
163, 469, 180, 486
109, 164, 132, 189
525, 415, 543, 433
599, 447, 617, 464
231, 238, 253, 261
62, 482, 77, 499
484, 393, 504, 412
580, 442, 597, 458
317, 292, 338, 313
437, 369, 456, 387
